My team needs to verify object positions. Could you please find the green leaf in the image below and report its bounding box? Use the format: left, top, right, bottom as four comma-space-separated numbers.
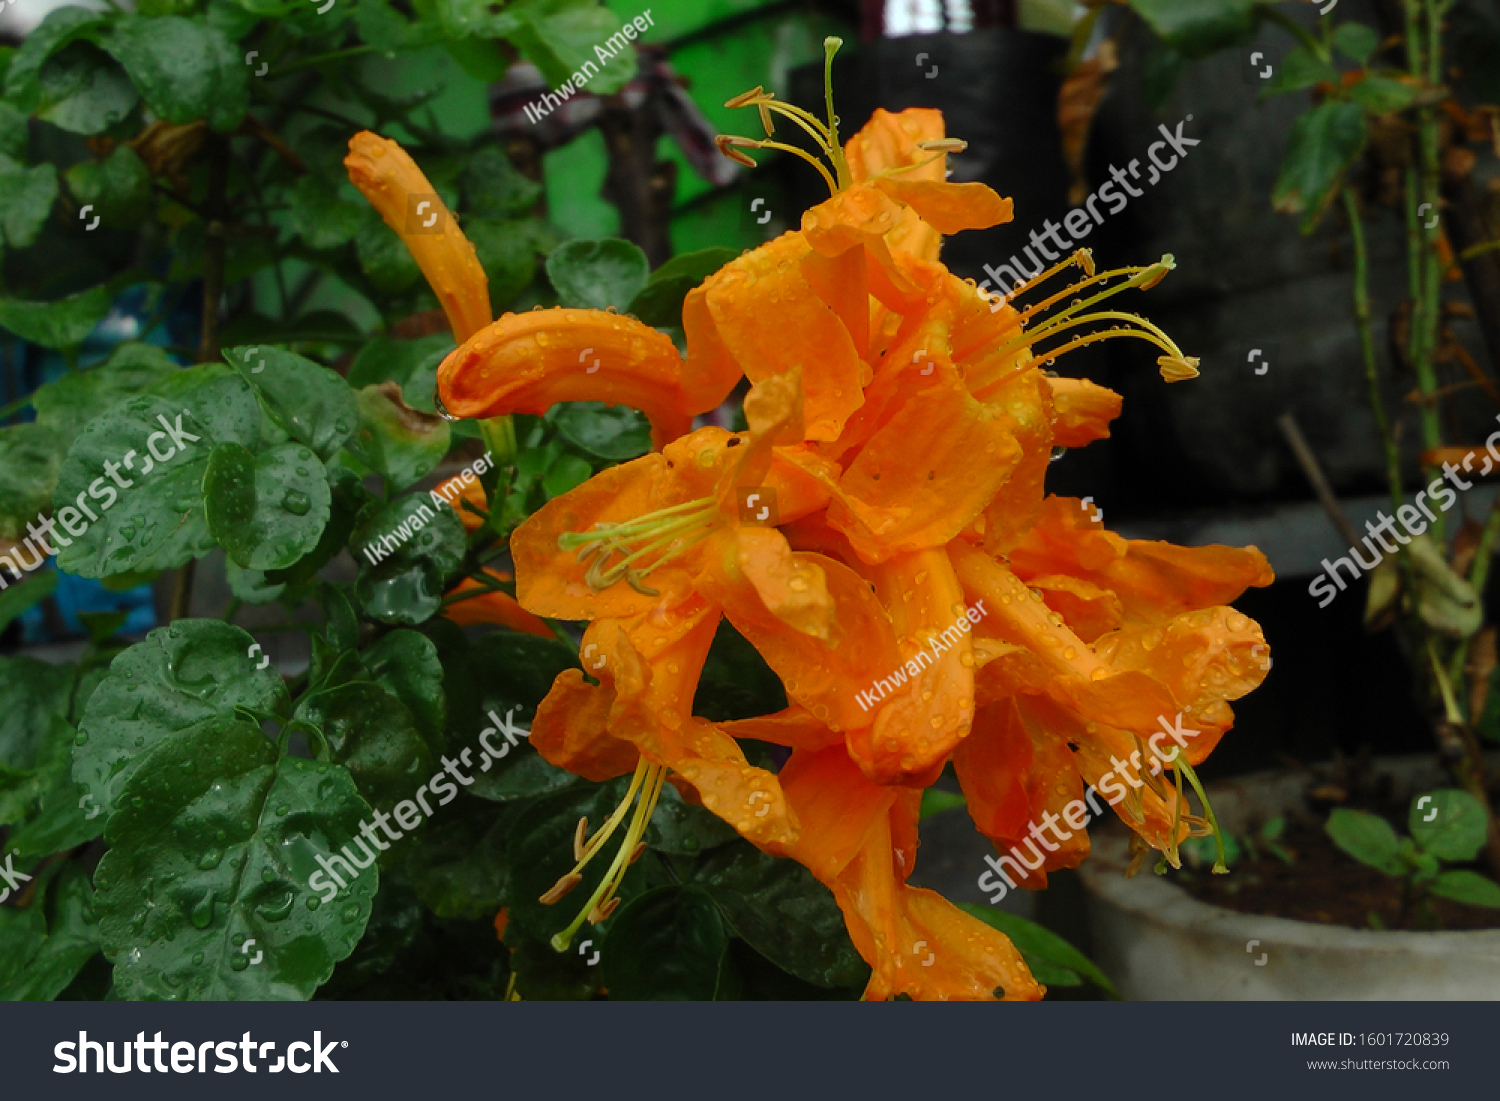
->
1332, 22, 1380, 64
465, 633, 581, 803
102, 16, 247, 132
0, 156, 59, 250
691, 840, 869, 989
63, 144, 150, 229
405, 798, 509, 919
223, 345, 359, 462
355, 213, 423, 295
1409, 788, 1489, 862
0, 103, 29, 162
36, 41, 138, 135
74, 619, 290, 817
504, 919, 598, 1000
467, 217, 540, 309
463, 146, 542, 218
349, 383, 451, 491
602, 885, 729, 999
0, 656, 76, 773
542, 451, 592, 498
919, 788, 967, 820
503, 0, 634, 93
94, 719, 376, 1000
288, 174, 366, 251
641, 778, 738, 854
348, 334, 455, 392
1272, 100, 1366, 233
0, 570, 57, 636
1429, 869, 1500, 908
1347, 74, 1420, 112
362, 629, 447, 748
54, 368, 261, 578
1325, 807, 1405, 875
0, 277, 150, 349
627, 247, 735, 328
32, 342, 177, 444
203, 441, 333, 570
1128, 0, 1255, 58
551, 402, 651, 461
0, 863, 101, 1001
292, 682, 433, 812
4, 8, 110, 114
265, 465, 369, 593
958, 902, 1119, 997
1263, 47, 1339, 95
0, 422, 63, 540
1142, 38, 1187, 109
351, 495, 466, 625
693, 620, 787, 723
354, 0, 443, 51
546, 238, 650, 311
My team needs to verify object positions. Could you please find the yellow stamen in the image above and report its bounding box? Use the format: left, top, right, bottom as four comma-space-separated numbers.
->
550, 760, 668, 951
560, 497, 719, 594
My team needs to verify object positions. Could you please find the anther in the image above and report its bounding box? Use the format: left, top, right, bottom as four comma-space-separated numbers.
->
589, 896, 622, 923
574, 817, 589, 862
539, 872, 583, 906
628, 841, 647, 865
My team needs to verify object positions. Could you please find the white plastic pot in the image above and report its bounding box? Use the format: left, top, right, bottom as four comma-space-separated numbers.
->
1076, 756, 1500, 1000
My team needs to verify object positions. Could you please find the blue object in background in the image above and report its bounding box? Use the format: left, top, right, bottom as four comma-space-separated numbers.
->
17, 562, 157, 643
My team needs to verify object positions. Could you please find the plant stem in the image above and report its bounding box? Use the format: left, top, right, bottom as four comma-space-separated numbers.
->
1345, 189, 1407, 521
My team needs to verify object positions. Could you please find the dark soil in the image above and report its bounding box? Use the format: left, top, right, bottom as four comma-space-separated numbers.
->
1169, 769, 1500, 932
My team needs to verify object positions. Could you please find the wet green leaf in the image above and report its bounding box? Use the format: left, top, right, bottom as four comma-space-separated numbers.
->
0, 155, 58, 250
602, 885, 728, 1000
103, 16, 247, 131
36, 41, 137, 135
351, 495, 466, 625
54, 367, 261, 578
349, 383, 451, 492
32, 343, 177, 444
74, 619, 289, 817
223, 345, 359, 462
546, 237, 649, 311
204, 441, 333, 570
95, 719, 375, 1000
691, 840, 868, 989
293, 681, 433, 813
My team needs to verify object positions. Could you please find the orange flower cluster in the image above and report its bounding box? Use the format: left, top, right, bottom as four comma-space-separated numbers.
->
346, 51, 1272, 1000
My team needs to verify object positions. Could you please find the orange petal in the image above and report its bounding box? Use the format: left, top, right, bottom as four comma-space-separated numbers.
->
845, 546, 975, 785
696, 233, 865, 441
698, 537, 899, 732
1048, 377, 1123, 448
531, 668, 640, 782
443, 580, 553, 638
871, 176, 1013, 236
1008, 496, 1275, 624
1025, 574, 1124, 643
345, 132, 491, 343
437, 308, 695, 450
586, 597, 799, 852
827, 365, 1023, 562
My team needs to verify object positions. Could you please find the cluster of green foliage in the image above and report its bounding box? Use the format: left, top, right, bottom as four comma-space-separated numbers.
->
1328, 789, 1500, 927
